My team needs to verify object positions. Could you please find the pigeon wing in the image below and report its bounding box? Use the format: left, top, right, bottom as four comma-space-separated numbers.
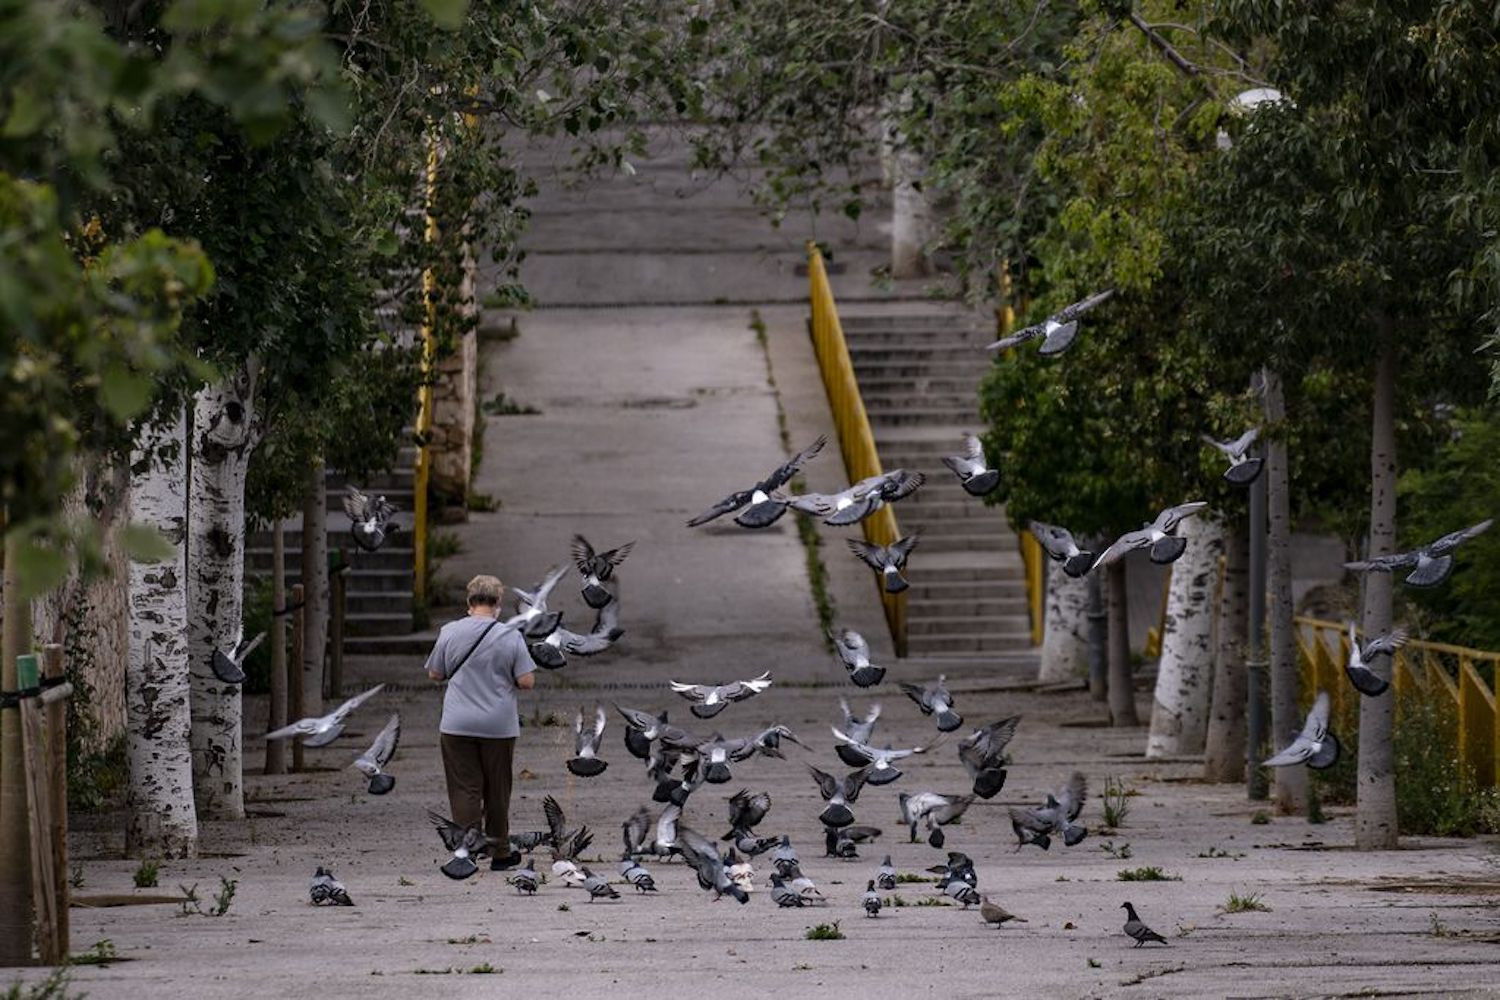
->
329, 683, 386, 725
1055, 288, 1115, 321
668, 681, 709, 704
342, 486, 372, 522
600, 540, 635, 569
846, 538, 887, 571
807, 765, 838, 801
760, 435, 828, 492
985, 324, 1045, 351
1361, 627, 1409, 659
888, 533, 920, 564
364, 713, 401, 769
1153, 501, 1208, 532
569, 534, 597, 574
687, 490, 753, 526
1056, 771, 1087, 821
1092, 529, 1151, 571
1426, 518, 1493, 556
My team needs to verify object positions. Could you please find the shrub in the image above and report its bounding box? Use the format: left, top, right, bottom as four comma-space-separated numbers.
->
133, 860, 159, 889
1221, 890, 1269, 913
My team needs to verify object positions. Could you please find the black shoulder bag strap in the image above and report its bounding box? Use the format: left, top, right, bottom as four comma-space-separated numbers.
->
445, 619, 503, 680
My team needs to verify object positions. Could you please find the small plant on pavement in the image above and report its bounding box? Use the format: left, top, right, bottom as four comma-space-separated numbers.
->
805, 922, 844, 940
1221, 889, 1270, 913
133, 859, 159, 888
1102, 776, 1130, 828
1099, 840, 1132, 859
1117, 867, 1179, 882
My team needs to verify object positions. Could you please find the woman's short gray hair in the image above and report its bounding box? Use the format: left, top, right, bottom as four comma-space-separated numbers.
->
465, 574, 504, 607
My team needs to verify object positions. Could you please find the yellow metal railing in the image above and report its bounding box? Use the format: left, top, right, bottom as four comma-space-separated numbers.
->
1295, 616, 1500, 787
806, 243, 907, 656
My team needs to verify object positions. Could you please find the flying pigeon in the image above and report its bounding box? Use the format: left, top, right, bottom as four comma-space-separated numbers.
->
941, 434, 1000, 496
616, 705, 674, 758
1343, 519, 1493, 588
580, 867, 620, 902
769, 873, 807, 908
862, 879, 882, 917
807, 764, 871, 828
351, 712, 400, 794
1092, 501, 1209, 570
676, 825, 749, 903
342, 486, 398, 552
986, 289, 1114, 355
958, 715, 1021, 799
980, 896, 1026, 929
687, 435, 826, 529
652, 802, 682, 857
1202, 428, 1263, 486
847, 534, 920, 594
567, 705, 609, 777
784, 469, 925, 526
209, 627, 266, 685
688, 732, 763, 784
529, 599, 624, 670
622, 805, 653, 857
543, 795, 594, 862
1121, 901, 1168, 947
1263, 690, 1339, 769
510, 565, 568, 640
899, 791, 975, 849
876, 855, 897, 891
656, 755, 705, 807
944, 879, 982, 907
900, 675, 962, 733
826, 824, 882, 859
1028, 522, 1094, 579
428, 811, 496, 880
1344, 621, 1409, 697
265, 683, 385, 747
724, 848, 755, 894
830, 727, 940, 786
723, 789, 772, 840
508, 859, 539, 895
836, 699, 881, 766
570, 534, 635, 609
668, 671, 773, 720
728, 830, 778, 857
830, 628, 886, 688
309, 867, 354, 906
1009, 771, 1088, 850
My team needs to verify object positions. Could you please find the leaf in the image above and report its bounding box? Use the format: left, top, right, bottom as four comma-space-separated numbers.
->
304, 86, 352, 137
100, 366, 152, 422
12, 539, 69, 600
420, 0, 469, 31
1, 87, 46, 138
122, 523, 176, 563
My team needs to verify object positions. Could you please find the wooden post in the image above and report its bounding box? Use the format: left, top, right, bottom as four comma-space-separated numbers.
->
329, 548, 347, 701
289, 583, 305, 773
40, 645, 67, 959
17, 653, 62, 964
1, 526, 36, 966
265, 522, 287, 776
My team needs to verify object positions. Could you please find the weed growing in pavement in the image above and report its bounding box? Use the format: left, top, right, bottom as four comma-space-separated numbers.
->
1117, 867, 1180, 882
804, 922, 844, 940
1099, 840, 1132, 860
132, 859, 159, 888
1221, 890, 1270, 913
1102, 776, 1130, 828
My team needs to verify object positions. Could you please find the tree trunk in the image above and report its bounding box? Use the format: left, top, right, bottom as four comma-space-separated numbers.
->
1106, 560, 1138, 726
1204, 521, 1250, 781
187, 365, 260, 821
1087, 569, 1107, 700
884, 91, 931, 280
1038, 562, 1090, 684
1263, 370, 1305, 813
1148, 514, 1226, 757
126, 409, 199, 858
1, 523, 36, 963
264, 521, 287, 776
301, 454, 329, 715
1357, 333, 1399, 849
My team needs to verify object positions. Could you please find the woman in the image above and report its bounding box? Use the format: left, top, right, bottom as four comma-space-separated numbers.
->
425, 574, 536, 870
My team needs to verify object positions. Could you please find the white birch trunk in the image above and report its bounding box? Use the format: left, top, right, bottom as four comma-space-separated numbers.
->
1204, 522, 1249, 782
890, 145, 932, 280
1147, 514, 1226, 757
187, 363, 260, 820
127, 408, 199, 857
1038, 564, 1090, 684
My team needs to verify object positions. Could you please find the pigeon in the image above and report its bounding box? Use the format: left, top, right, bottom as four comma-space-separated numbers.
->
785, 865, 826, 904
1344, 622, 1409, 697
265, 684, 385, 747
830, 727, 941, 786
931, 851, 978, 889
567, 705, 609, 777
687, 435, 827, 529
769, 874, 807, 908
510, 830, 549, 854
618, 855, 658, 892
1121, 901, 1168, 947
836, 699, 882, 766
876, 854, 898, 891
749, 724, 805, 760
623, 805, 653, 856
944, 879, 982, 907
728, 830, 779, 857
808, 764, 872, 828
771, 835, 800, 877
958, 715, 1021, 799
656, 756, 705, 807
616, 705, 674, 757
1092, 501, 1209, 570
580, 867, 620, 902
428, 811, 497, 880
1028, 522, 1095, 579
351, 712, 400, 794
1343, 519, 1493, 588
668, 671, 773, 720
724, 848, 755, 894
900, 675, 962, 733
688, 733, 757, 784
529, 599, 624, 670
862, 879, 882, 917
676, 825, 750, 903
723, 789, 772, 840
1202, 428, 1263, 486
543, 795, 594, 862
784, 469, 925, 526
1009, 772, 1088, 850
1263, 690, 1339, 769
986, 289, 1114, 355
653, 802, 682, 857
899, 791, 975, 849
209, 627, 266, 685
570, 534, 635, 609
941, 434, 1000, 496
309, 867, 354, 906
980, 896, 1026, 929
830, 628, 886, 688
508, 859, 539, 895
342, 486, 398, 552
827, 824, 882, 859
847, 534, 920, 594
510, 565, 568, 640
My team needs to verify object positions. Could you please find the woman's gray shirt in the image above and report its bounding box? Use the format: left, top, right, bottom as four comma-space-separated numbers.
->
424, 617, 536, 739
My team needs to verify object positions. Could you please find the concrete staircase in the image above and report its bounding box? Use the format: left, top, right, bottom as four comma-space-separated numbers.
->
840, 312, 1034, 659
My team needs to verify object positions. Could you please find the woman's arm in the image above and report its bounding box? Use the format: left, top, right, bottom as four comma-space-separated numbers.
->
516, 671, 536, 690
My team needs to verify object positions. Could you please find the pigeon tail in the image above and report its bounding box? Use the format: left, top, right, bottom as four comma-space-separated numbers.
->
523, 611, 563, 640
366, 773, 396, 795
1148, 534, 1188, 564
928, 828, 946, 849
1346, 667, 1390, 697
864, 767, 901, 787
1224, 457, 1264, 486
691, 702, 727, 720
936, 709, 964, 733
727, 885, 750, 904
1061, 823, 1087, 847
702, 761, 733, 784
883, 572, 910, 595
1062, 551, 1094, 578
960, 469, 1000, 497
1038, 319, 1079, 354
1307, 732, 1341, 770
210, 650, 247, 685
566, 757, 609, 778
581, 583, 614, 609
734, 499, 788, 529
1405, 554, 1454, 588
972, 767, 1007, 799
849, 665, 886, 688
623, 728, 652, 760
441, 856, 480, 881
819, 803, 855, 829
528, 642, 567, 670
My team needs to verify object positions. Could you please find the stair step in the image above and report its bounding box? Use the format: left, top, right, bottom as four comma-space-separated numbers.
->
839, 314, 979, 330
909, 534, 1010, 553
345, 633, 443, 656
249, 569, 415, 593
907, 632, 1035, 654
908, 579, 1025, 600
907, 614, 1031, 636
345, 612, 421, 637
864, 393, 976, 412
246, 547, 414, 572
869, 409, 979, 427
856, 377, 986, 395
851, 361, 987, 379
245, 529, 414, 551
908, 597, 1029, 617
341, 590, 418, 614
849, 345, 987, 363
897, 517, 1012, 538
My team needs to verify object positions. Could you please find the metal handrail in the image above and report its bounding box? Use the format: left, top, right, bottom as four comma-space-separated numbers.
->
805, 243, 907, 656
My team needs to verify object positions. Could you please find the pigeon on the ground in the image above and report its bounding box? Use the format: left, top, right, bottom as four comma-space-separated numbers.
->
343, 486, 398, 552
1263, 690, 1339, 769
899, 791, 976, 849
784, 469, 925, 526
686, 435, 826, 529
580, 867, 620, 902
1028, 522, 1095, 579
209, 627, 266, 685
622, 805, 653, 857
830, 628, 886, 688
785, 864, 826, 904
830, 727, 941, 786
827, 824, 882, 859
876, 854, 898, 891
769, 873, 807, 908
510, 830, 549, 854
1202, 428, 1263, 486
510, 565, 568, 640
1344, 622, 1409, 697
941, 433, 1000, 496
1092, 501, 1209, 570
980, 896, 1026, 928
944, 879, 982, 907
723, 789, 772, 840
1122, 901, 1168, 946
986, 289, 1114, 355
508, 859, 539, 895
836, 699, 881, 766
265, 684, 385, 747
1344, 519, 1493, 588
676, 825, 750, 903
351, 712, 400, 794
617, 856, 658, 893
771, 835, 800, 877
808, 764, 871, 828
570, 534, 635, 609
309, 867, 354, 906
1009, 771, 1088, 850
529, 599, 624, 669
862, 879, 882, 917
847, 534, 920, 594
724, 848, 755, 894
668, 671, 773, 720
931, 851, 977, 889
958, 715, 1021, 799
567, 705, 609, 777
900, 675, 962, 733
428, 811, 496, 880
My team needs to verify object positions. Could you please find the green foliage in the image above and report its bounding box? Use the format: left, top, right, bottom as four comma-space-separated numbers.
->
1, 968, 76, 1000
132, 860, 160, 889
1099, 840, 1132, 860
1221, 890, 1269, 913
177, 876, 237, 917
1117, 866, 1179, 882
1101, 776, 1130, 829
1250, 810, 1271, 825
71, 938, 118, 966
804, 922, 844, 940
1393, 687, 1500, 837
